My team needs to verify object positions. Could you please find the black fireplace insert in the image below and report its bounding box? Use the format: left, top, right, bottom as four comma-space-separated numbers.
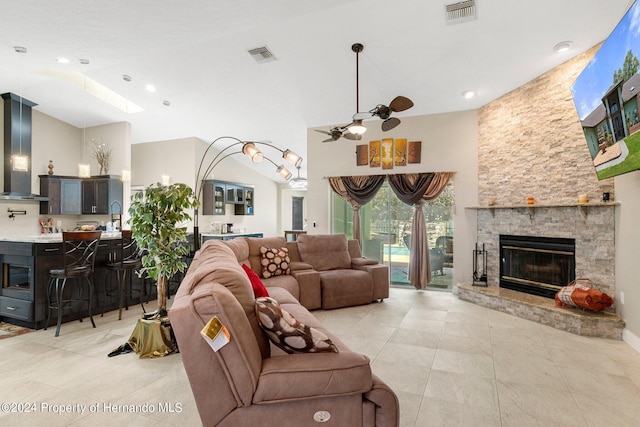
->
500, 235, 575, 299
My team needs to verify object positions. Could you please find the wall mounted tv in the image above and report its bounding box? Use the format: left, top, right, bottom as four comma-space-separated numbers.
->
571, 0, 640, 180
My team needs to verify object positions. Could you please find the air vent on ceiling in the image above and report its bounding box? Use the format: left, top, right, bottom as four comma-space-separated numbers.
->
248, 46, 277, 64
444, 0, 477, 25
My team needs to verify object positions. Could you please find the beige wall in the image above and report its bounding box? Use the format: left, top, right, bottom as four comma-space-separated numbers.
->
306, 110, 479, 288
0, 104, 130, 236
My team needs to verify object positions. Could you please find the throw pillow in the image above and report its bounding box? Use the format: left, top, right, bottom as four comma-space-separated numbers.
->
255, 297, 338, 354
260, 247, 291, 278
242, 263, 269, 298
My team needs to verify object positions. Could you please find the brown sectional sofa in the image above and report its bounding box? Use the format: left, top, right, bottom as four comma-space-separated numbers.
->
224, 233, 389, 310
170, 236, 399, 427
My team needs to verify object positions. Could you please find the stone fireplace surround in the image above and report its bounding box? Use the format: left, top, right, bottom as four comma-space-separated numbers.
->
476, 203, 616, 297
457, 203, 623, 339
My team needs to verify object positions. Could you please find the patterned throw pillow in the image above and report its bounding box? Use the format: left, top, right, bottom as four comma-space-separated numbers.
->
255, 297, 338, 354
242, 263, 269, 298
260, 247, 291, 278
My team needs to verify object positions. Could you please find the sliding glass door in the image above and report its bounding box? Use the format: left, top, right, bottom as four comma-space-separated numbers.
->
333, 181, 454, 289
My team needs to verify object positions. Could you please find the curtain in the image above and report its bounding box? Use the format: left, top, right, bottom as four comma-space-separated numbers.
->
328, 175, 385, 248
388, 172, 454, 289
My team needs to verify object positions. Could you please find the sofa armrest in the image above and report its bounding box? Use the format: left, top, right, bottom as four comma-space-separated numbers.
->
364, 374, 400, 427
253, 352, 373, 403
351, 257, 379, 267
290, 261, 314, 271
291, 269, 321, 309
353, 264, 389, 300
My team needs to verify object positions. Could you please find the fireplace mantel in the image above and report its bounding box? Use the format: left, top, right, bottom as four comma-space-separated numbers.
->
466, 202, 619, 218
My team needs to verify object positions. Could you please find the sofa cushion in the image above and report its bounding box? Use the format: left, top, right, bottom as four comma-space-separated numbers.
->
320, 269, 374, 310
260, 246, 291, 278
242, 263, 269, 298
297, 234, 351, 271
255, 297, 338, 354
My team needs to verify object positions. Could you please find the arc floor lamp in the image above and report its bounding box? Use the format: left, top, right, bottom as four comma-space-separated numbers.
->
193, 136, 302, 250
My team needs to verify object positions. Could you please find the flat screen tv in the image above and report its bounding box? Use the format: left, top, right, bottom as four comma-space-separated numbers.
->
571, 0, 640, 180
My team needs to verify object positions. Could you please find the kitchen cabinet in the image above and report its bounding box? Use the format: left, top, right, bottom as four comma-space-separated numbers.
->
235, 186, 254, 215
39, 175, 82, 215
202, 180, 254, 215
82, 175, 123, 215
202, 180, 226, 215
0, 237, 152, 329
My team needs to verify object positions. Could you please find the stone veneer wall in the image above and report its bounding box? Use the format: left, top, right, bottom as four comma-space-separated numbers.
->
478, 45, 613, 205
476, 45, 617, 300
476, 205, 616, 299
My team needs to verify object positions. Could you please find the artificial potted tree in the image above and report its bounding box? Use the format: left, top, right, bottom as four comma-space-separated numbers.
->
109, 182, 198, 358
129, 182, 199, 319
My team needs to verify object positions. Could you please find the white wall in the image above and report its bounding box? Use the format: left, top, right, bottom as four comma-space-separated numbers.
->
306, 110, 479, 287
615, 172, 640, 347
131, 138, 281, 237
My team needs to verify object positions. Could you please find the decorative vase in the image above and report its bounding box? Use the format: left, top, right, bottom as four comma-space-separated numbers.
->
99, 164, 108, 175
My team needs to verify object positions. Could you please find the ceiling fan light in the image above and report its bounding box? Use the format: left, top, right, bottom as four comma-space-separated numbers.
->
282, 149, 303, 168
242, 142, 264, 163
349, 121, 367, 135
277, 165, 292, 180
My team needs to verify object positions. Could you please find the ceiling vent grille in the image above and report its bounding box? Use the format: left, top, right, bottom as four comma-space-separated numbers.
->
444, 0, 477, 25
248, 46, 277, 64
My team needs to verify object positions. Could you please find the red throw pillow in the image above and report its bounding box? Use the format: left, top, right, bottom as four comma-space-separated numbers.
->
242, 263, 269, 298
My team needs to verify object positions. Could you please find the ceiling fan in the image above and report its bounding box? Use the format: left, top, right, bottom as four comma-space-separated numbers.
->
317, 43, 414, 141
315, 124, 362, 142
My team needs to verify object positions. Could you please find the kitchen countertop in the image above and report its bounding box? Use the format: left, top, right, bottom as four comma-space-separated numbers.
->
0, 231, 123, 243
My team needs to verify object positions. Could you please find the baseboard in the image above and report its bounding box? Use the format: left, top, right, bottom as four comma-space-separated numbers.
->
623, 328, 640, 353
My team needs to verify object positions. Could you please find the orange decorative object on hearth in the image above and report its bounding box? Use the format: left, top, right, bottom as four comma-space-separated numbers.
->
555, 278, 613, 312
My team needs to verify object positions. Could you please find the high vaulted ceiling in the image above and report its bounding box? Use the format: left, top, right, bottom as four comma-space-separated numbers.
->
0, 0, 633, 181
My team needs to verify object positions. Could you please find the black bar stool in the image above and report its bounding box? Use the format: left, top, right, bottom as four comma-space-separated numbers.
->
103, 230, 145, 320
45, 231, 102, 337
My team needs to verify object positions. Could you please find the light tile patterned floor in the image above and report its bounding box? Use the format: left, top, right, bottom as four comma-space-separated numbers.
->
1, 287, 639, 426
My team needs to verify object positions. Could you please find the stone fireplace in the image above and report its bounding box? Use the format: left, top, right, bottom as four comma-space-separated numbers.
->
475, 204, 615, 299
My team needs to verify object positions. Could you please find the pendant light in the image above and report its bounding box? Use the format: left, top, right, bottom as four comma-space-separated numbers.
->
348, 43, 367, 136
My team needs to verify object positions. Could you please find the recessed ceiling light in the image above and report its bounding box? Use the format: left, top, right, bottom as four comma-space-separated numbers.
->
462, 90, 475, 99
79, 58, 90, 65
14, 46, 27, 54
554, 41, 573, 53
57, 57, 70, 64
145, 84, 156, 93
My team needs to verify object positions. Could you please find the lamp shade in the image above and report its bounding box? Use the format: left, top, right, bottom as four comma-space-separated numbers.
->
349, 120, 367, 135
78, 163, 91, 178
242, 142, 264, 163
282, 149, 302, 168
276, 165, 292, 180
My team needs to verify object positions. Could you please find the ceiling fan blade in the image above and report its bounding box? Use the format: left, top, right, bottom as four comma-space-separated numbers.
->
322, 137, 336, 143
314, 129, 332, 136
388, 96, 414, 112
343, 132, 362, 141
381, 117, 401, 132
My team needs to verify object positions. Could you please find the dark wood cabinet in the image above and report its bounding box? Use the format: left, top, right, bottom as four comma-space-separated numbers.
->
81, 176, 123, 215
0, 238, 151, 329
202, 180, 254, 216
39, 175, 81, 215
202, 181, 226, 215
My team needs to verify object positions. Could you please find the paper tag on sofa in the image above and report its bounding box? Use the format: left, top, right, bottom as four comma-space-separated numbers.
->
200, 316, 231, 352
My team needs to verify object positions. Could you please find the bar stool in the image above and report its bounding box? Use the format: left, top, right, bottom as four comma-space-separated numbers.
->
45, 231, 102, 337
103, 230, 145, 320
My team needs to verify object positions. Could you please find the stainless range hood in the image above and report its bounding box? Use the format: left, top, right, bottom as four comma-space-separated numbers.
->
1, 92, 47, 201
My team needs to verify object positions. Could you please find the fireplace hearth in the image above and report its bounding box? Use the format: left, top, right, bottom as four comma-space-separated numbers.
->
500, 235, 575, 299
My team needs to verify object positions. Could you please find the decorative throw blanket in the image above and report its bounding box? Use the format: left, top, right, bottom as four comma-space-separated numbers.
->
555, 280, 613, 312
